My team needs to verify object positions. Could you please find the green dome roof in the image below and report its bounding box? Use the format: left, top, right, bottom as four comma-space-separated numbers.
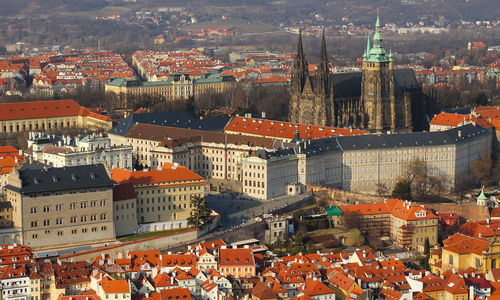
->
478, 187, 488, 200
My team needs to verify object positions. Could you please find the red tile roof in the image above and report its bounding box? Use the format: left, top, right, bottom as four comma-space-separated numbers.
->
224, 116, 365, 140
99, 278, 130, 294
298, 278, 335, 296
0, 100, 111, 122
329, 271, 356, 292
339, 201, 390, 215
442, 233, 489, 255
145, 287, 192, 300
113, 183, 136, 202
0, 244, 33, 266
160, 254, 197, 268
219, 248, 255, 266
112, 163, 205, 185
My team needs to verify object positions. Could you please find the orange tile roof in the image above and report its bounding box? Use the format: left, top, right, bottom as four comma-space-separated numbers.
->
99, 278, 130, 294
419, 273, 445, 292
380, 288, 403, 300
219, 248, 255, 266
0, 100, 111, 122
329, 271, 356, 292
153, 272, 177, 288
443, 271, 468, 294
0, 244, 33, 265
459, 220, 500, 238
386, 199, 437, 221
145, 287, 192, 300
442, 233, 489, 255
430, 113, 471, 127
339, 201, 390, 215
160, 254, 196, 268
112, 163, 205, 185
298, 278, 335, 296
224, 116, 365, 140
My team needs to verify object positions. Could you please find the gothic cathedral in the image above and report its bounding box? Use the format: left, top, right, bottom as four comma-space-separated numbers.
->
289, 13, 419, 133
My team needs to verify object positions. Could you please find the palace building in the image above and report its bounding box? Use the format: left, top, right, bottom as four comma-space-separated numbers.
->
0, 100, 112, 133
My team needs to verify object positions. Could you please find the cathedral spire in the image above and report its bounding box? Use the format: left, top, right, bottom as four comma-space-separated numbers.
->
364, 33, 371, 59
315, 28, 330, 95
364, 9, 388, 62
297, 29, 305, 59
291, 29, 309, 93
320, 28, 327, 62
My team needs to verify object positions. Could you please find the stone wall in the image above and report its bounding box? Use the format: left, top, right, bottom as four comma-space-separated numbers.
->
423, 203, 489, 221
308, 185, 385, 205
58, 215, 220, 262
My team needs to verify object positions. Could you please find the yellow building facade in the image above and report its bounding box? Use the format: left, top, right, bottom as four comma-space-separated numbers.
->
0, 100, 112, 134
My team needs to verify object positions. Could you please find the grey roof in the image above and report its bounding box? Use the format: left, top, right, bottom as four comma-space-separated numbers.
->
254, 137, 341, 160
108, 111, 230, 136
336, 124, 489, 151
6, 164, 114, 194
259, 124, 489, 160
330, 68, 419, 98
442, 107, 472, 115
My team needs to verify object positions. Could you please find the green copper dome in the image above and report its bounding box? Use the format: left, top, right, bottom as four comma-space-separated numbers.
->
478, 186, 488, 200
364, 10, 391, 63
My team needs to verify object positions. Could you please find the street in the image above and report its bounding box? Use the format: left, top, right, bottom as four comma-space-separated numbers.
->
206, 193, 308, 229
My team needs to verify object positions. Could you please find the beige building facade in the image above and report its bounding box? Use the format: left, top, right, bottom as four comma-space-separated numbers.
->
242, 124, 491, 200
0, 100, 112, 134
112, 163, 206, 225
104, 73, 235, 108
5, 164, 116, 249
109, 123, 278, 183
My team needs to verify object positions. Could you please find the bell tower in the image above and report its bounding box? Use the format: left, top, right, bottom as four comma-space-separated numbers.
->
361, 10, 396, 133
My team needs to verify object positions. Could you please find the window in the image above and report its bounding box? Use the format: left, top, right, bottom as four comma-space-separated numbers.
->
55, 204, 62, 211
30, 207, 37, 214
43, 220, 50, 226
70, 202, 77, 210
449, 255, 454, 265
81, 216, 87, 222
57, 231, 63, 236
80, 202, 88, 209
43, 205, 50, 212
56, 218, 62, 225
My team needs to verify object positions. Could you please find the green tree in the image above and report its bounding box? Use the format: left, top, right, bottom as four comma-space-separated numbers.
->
344, 228, 365, 247
471, 143, 493, 186
187, 195, 212, 228
392, 179, 412, 200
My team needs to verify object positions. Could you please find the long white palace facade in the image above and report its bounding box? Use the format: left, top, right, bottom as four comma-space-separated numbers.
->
241, 124, 491, 200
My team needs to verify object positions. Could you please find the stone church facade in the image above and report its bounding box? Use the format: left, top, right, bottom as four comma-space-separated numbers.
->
289, 15, 426, 133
